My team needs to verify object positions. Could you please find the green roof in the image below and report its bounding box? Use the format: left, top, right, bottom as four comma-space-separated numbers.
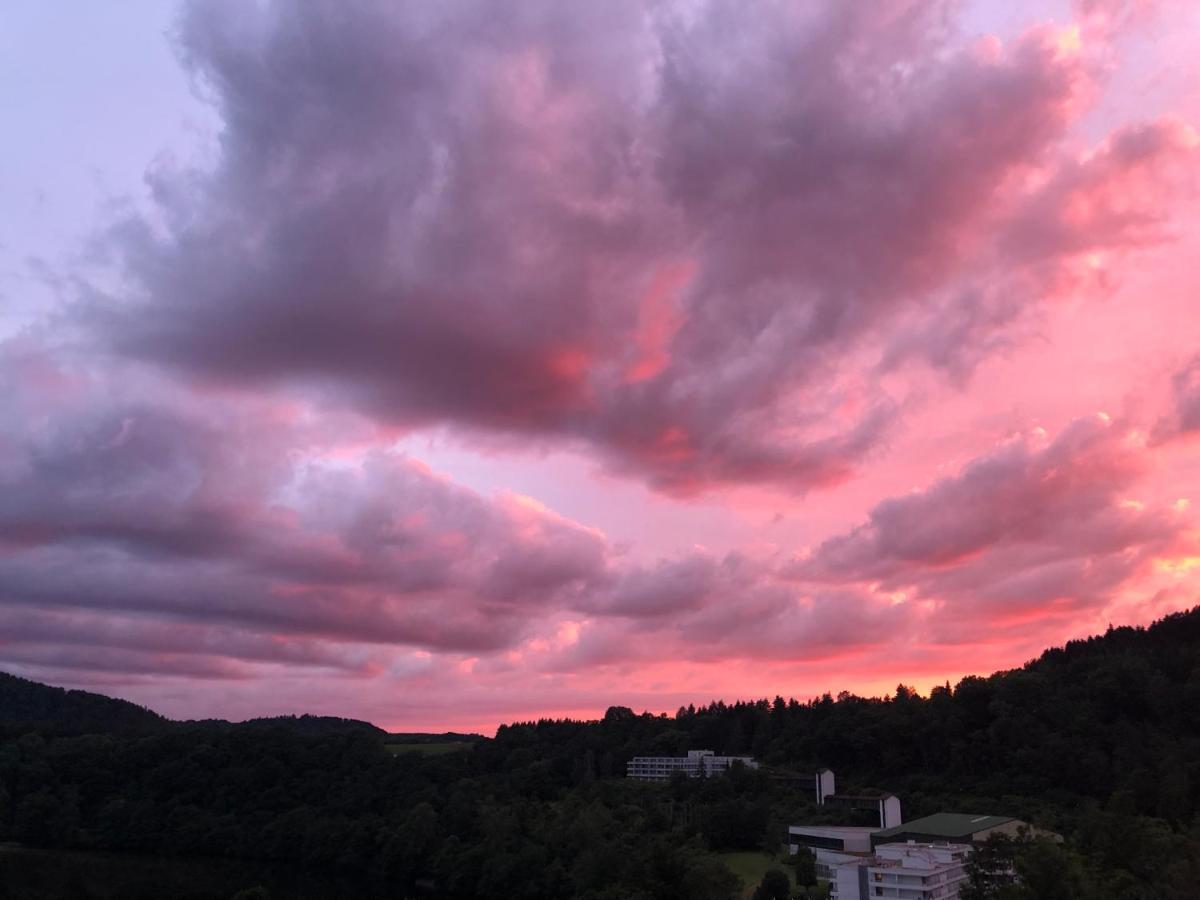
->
874, 813, 1016, 840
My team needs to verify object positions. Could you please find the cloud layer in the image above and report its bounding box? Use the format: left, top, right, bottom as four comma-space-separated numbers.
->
2, 0, 1199, 729
796, 415, 1190, 636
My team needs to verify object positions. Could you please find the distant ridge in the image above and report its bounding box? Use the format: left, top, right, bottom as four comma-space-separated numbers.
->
2, 608, 1197, 896
0, 670, 485, 742
0, 671, 163, 735
182, 713, 387, 737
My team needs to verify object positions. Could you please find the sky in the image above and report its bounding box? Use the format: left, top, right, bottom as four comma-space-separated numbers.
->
2, 0, 1200, 734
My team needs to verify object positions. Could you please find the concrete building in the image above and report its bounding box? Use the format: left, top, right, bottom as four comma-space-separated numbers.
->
813, 768, 837, 805
787, 824, 876, 882
625, 749, 758, 780
813, 849, 867, 884
789, 811, 1038, 896
827, 842, 972, 900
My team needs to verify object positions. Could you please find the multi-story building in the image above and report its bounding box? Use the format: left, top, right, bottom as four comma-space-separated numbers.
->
827, 842, 972, 900
625, 749, 758, 780
790, 811, 1046, 898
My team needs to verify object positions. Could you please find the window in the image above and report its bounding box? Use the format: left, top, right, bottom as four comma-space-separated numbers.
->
793, 834, 848, 851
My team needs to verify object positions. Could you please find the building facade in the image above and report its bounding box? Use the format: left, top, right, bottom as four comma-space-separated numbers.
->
827, 842, 972, 900
625, 749, 758, 780
788, 824, 876, 856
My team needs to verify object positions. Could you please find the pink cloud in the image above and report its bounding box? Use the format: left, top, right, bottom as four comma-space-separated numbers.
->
2, 0, 1199, 731
794, 414, 1193, 639
1153, 354, 1200, 440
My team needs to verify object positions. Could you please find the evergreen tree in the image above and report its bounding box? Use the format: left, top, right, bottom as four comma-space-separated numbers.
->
793, 845, 817, 887
752, 868, 791, 900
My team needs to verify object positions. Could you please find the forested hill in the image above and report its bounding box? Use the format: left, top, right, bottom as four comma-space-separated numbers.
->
1, 607, 1198, 898
489, 605, 1200, 814
0, 671, 474, 742
183, 714, 387, 737
0, 671, 163, 735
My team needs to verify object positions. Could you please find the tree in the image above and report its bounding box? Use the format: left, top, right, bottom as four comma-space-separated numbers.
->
1012, 839, 1094, 900
753, 868, 791, 900
793, 845, 817, 887
962, 834, 1019, 899
680, 854, 743, 900
965, 837, 1096, 900
603, 706, 635, 722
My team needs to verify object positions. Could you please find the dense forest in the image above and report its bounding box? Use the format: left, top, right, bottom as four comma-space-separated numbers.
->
2, 607, 1200, 898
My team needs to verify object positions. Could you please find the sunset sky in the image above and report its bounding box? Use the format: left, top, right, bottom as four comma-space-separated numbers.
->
3, 0, 1200, 733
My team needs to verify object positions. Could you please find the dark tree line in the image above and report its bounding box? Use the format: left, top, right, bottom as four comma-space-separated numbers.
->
1, 607, 1199, 897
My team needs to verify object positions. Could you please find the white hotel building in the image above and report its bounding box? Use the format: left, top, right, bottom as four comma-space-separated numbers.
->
825, 842, 972, 900
625, 749, 759, 780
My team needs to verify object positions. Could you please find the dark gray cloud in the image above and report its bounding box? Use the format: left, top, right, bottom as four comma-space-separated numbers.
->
0, 340, 611, 659
80, 0, 1191, 494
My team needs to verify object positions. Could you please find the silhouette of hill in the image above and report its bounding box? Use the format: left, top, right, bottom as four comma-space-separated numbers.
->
0, 671, 163, 735
0, 671, 485, 742
182, 713, 387, 737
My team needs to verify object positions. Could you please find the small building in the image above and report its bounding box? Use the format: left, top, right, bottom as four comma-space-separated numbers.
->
625, 749, 758, 781
827, 841, 972, 900
870, 813, 1026, 848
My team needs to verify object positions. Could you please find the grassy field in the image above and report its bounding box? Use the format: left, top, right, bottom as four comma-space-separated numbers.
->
384, 741, 474, 756
718, 851, 794, 898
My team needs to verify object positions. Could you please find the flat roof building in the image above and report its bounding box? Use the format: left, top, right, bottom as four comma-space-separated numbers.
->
871, 813, 1024, 847
625, 749, 758, 781
790, 810, 1041, 892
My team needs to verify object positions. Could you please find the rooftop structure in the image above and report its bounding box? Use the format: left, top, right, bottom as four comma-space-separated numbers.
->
871, 813, 1023, 847
625, 749, 758, 781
